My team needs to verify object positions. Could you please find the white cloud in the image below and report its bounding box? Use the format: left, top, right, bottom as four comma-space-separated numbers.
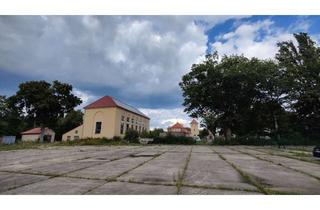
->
139, 107, 195, 130
73, 88, 98, 109
212, 19, 295, 59
0, 16, 241, 98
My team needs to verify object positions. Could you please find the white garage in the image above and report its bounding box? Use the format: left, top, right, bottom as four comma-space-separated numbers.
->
21, 127, 55, 143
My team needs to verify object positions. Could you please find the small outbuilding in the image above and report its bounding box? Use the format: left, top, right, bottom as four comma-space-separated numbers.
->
21, 127, 55, 143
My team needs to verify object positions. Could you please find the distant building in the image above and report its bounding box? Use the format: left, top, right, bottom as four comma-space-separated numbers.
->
62, 95, 150, 141
190, 119, 199, 137
167, 122, 191, 136
167, 119, 199, 137
21, 127, 55, 143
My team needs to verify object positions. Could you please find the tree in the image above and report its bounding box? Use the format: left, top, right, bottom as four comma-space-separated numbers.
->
276, 33, 320, 138
180, 54, 269, 139
55, 110, 83, 140
11, 80, 82, 142
0, 95, 27, 136
124, 129, 139, 143
198, 128, 209, 139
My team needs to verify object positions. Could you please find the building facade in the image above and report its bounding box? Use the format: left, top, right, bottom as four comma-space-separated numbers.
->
167, 120, 199, 137
21, 127, 55, 143
62, 96, 150, 141
190, 119, 199, 137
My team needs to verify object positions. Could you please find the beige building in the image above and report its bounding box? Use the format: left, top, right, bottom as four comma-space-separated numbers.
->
62, 96, 150, 141
190, 119, 199, 137
167, 119, 199, 137
21, 127, 55, 143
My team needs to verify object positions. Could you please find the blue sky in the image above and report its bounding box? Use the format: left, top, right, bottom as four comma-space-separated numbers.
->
0, 15, 319, 128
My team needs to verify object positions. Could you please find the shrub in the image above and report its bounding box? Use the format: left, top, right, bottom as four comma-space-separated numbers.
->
124, 129, 139, 143
112, 136, 122, 141
151, 135, 196, 145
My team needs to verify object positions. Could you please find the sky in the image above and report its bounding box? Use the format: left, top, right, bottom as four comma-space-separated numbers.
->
1, 15, 320, 129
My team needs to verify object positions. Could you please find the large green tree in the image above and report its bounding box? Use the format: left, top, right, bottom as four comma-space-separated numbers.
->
0, 95, 27, 136
55, 110, 83, 140
276, 33, 320, 138
180, 53, 285, 139
10, 80, 82, 141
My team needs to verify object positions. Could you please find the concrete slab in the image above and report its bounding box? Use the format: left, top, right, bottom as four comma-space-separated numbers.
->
2, 177, 105, 194
180, 187, 262, 195
67, 156, 151, 179
1, 145, 320, 194
20, 161, 103, 176
87, 181, 176, 194
184, 152, 257, 191
223, 153, 320, 194
192, 146, 213, 153
0, 172, 50, 193
119, 152, 189, 184
235, 147, 320, 179
212, 147, 241, 154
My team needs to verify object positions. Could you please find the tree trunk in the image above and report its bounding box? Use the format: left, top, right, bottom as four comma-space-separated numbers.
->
224, 127, 232, 140
39, 126, 45, 143
273, 114, 282, 148
273, 114, 280, 141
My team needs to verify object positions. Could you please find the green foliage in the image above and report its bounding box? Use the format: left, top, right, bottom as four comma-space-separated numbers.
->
0, 95, 28, 136
140, 128, 164, 138
124, 129, 139, 143
211, 134, 318, 146
152, 135, 196, 145
112, 136, 122, 141
55, 110, 83, 140
198, 128, 209, 139
11, 80, 81, 128
180, 33, 320, 144
56, 138, 129, 146
276, 33, 320, 139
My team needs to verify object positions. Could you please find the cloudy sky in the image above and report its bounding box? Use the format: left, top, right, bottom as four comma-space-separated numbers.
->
0, 15, 319, 129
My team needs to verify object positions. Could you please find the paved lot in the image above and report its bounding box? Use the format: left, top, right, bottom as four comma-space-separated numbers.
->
0, 145, 319, 194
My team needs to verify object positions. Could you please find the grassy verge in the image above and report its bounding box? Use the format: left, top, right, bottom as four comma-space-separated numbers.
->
0, 138, 142, 151
176, 147, 193, 194
231, 147, 320, 181
245, 146, 320, 165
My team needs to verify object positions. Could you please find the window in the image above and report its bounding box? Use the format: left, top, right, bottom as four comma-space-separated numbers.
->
131, 118, 134, 123
67, 136, 71, 140
127, 117, 130, 122
74, 136, 80, 140
75, 130, 78, 134
135, 125, 138, 131
120, 123, 124, 134
126, 123, 129, 131
95, 122, 102, 134
121, 116, 125, 121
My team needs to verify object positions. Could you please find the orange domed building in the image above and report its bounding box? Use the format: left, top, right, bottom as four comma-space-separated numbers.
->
167, 120, 199, 137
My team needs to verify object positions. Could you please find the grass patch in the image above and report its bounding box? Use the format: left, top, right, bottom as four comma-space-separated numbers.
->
0, 138, 141, 151
0, 142, 48, 151
231, 147, 320, 182
176, 147, 193, 194
245, 147, 320, 165
211, 148, 269, 194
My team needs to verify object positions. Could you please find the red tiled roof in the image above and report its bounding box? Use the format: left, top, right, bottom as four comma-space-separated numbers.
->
84, 96, 149, 119
190, 119, 198, 124
170, 122, 184, 129
84, 96, 117, 109
21, 127, 41, 135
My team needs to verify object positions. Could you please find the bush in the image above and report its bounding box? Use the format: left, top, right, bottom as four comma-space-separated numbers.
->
212, 136, 275, 146
112, 136, 122, 141
124, 129, 139, 143
151, 135, 196, 145
210, 133, 319, 146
